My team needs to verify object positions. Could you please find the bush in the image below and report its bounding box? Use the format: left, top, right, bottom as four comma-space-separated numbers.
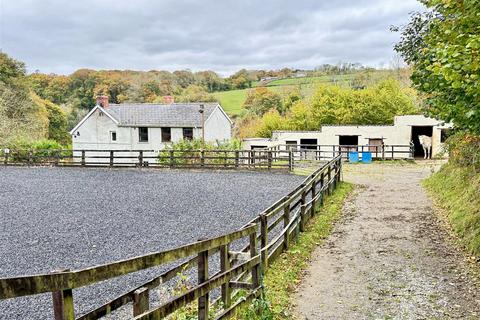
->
445, 133, 480, 171
2, 139, 70, 162
158, 139, 242, 166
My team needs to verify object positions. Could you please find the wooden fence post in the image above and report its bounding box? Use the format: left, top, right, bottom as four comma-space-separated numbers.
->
169, 150, 174, 169
28, 150, 33, 166
300, 203, 306, 233
109, 151, 114, 167
320, 172, 325, 205
267, 151, 272, 170
4, 150, 8, 165
224, 151, 228, 167
260, 214, 268, 270
54, 150, 60, 166
300, 186, 307, 232
288, 150, 293, 171
81, 150, 86, 166
338, 159, 342, 182
391, 146, 394, 159
327, 166, 332, 195
220, 244, 231, 308
51, 269, 75, 320
283, 200, 291, 250
250, 231, 261, 288
138, 151, 143, 167
200, 150, 205, 168
311, 179, 317, 216
235, 150, 239, 168
133, 287, 149, 316
197, 249, 209, 320
333, 161, 340, 189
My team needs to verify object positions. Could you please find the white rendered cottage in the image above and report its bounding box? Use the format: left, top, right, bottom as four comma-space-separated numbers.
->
70, 96, 232, 163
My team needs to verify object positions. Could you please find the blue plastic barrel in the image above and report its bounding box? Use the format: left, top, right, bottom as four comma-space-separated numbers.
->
348, 151, 359, 163
362, 151, 372, 163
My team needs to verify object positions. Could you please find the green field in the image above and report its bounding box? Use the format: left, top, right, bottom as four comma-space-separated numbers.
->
214, 71, 397, 116
213, 89, 249, 116
213, 82, 318, 116
265, 74, 355, 87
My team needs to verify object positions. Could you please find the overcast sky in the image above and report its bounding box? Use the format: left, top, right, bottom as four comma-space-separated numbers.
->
0, 0, 424, 75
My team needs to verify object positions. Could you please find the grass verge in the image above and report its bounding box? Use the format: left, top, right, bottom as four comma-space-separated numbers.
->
238, 181, 354, 319
423, 163, 480, 257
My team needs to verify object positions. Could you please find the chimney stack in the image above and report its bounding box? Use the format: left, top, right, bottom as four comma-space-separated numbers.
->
163, 95, 174, 104
96, 95, 109, 108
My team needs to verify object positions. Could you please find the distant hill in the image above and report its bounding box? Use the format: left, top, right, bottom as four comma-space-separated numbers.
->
214, 70, 410, 116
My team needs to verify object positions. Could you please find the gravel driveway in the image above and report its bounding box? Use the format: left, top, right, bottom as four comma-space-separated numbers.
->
0, 166, 303, 319
294, 162, 480, 319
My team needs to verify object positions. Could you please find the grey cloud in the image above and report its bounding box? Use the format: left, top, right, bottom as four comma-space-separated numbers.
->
0, 0, 424, 74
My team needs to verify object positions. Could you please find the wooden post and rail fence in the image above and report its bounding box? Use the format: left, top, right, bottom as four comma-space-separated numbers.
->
0, 149, 295, 170
267, 143, 414, 161
0, 155, 342, 319
0, 143, 412, 171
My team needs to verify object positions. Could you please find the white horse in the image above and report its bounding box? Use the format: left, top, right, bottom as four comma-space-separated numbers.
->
418, 135, 432, 159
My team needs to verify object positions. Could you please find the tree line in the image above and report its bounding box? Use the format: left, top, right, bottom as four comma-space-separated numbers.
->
0, 53, 69, 148
236, 79, 420, 138
26, 64, 372, 109
1, 50, 420, 149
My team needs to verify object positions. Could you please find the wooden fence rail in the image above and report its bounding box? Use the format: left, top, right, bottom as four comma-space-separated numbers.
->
267, 143, 414, 161
0, 149, 294, 171
0, 155, 342, 319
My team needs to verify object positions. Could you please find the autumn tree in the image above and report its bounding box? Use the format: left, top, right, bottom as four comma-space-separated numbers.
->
243, 87, 283, 116
195, 71, 226, 92
173, 70, 196, 88
228, 69, 255, 89
0, 53, 49, 144
393, 0, 480, 133
69, 69, 98, 109
173, 85, 217, 103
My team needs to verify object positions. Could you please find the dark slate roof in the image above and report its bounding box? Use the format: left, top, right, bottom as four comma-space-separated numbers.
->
105, 103, 220, 127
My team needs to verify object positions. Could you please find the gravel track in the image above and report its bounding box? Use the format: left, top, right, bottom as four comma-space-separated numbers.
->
0, 166, 303, 319
294, 162, 480, 319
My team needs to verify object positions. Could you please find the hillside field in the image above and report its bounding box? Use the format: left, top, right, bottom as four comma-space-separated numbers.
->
213, 71, 399, 116
214, 81, 319, 115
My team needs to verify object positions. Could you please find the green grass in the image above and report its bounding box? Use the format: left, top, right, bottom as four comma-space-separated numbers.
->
265, 74, 355, 87
241, 182, 354, 319
213, 89, 249, 116
214, 70, 400, 116
423, 163, 480, 256
213, 84, 314, 116
212, 76, 342, 116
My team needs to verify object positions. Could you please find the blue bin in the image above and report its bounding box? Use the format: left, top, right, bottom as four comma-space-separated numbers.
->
362, 151, 372, 163
348, 151, 359, 163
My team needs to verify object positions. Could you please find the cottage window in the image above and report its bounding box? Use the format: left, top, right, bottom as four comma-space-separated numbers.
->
183, 128, 193, 140
139, 127, 149, 142
162, 127, 171, 142
110, 131, 117, 142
